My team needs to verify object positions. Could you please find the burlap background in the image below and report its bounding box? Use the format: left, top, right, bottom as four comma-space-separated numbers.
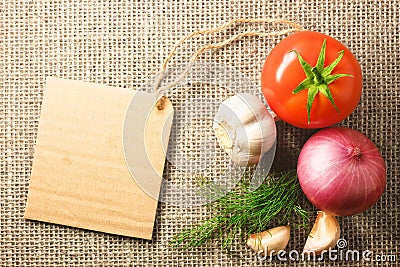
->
1, 0, 399, 266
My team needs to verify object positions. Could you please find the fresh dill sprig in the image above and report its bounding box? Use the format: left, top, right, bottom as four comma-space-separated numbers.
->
170, 171, 309, 249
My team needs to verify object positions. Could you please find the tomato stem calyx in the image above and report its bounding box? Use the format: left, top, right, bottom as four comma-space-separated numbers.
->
291, 39, 353, 124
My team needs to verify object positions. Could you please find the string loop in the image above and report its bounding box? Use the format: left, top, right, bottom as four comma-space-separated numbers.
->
155, 18, 304, 95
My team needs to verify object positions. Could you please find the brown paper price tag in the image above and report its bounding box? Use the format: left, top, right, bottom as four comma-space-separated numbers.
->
25, 77, 173, 239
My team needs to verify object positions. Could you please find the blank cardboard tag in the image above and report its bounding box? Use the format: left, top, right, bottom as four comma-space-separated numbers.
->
25, 77, 173, 239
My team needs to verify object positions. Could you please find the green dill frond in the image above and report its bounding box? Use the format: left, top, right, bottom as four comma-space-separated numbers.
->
170, 171, 309, 250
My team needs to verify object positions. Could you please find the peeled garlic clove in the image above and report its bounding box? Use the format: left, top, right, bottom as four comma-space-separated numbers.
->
303, 211, 340, 255
214, 93, 276, 167
247, 226, 290, 256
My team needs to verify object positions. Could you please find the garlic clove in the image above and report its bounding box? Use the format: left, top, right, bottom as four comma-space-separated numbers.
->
213, 93, 276, 167
303, 211, 340, 255
214, 104, 242, 131
247, 226, 290, 256
219, 93, 267, 126
232, 122, 273, 166
231, 149, 260, 167
235, 119, 276, 154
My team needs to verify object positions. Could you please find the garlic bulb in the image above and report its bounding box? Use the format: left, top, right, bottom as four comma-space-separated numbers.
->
303, 211, 340, 255
247, 226, 290, 256
213, 93, 276, 166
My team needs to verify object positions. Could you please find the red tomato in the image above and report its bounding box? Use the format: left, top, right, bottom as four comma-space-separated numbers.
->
261, 31, 362, 128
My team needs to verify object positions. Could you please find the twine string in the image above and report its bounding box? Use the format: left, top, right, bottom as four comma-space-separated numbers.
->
155, 18, 304, 96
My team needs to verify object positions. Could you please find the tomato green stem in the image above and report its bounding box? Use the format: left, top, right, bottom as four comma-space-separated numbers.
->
312, 68, 324, 84
291, 39, 353, 124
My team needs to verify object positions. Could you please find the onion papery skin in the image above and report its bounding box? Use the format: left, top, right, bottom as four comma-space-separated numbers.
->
297, 127, 386, 216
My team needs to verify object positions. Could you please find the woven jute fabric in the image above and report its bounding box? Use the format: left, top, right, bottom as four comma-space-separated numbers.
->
1, 0, 399, 266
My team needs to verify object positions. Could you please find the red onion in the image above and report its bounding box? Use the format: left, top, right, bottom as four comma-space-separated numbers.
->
297, 127, 386, 216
